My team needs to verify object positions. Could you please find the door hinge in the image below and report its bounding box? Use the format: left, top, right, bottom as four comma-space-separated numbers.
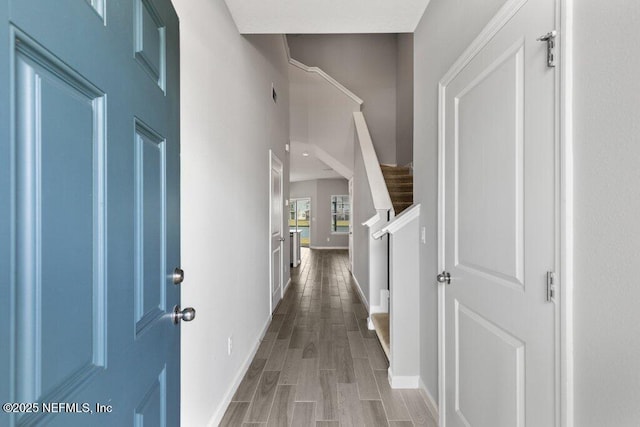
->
546, 271, 556, 302
537, 30, 557, 67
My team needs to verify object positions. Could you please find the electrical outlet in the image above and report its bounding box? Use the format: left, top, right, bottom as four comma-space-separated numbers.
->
421, 226, 426, 244
227, 336, 233, 356
327, 237, 330, 242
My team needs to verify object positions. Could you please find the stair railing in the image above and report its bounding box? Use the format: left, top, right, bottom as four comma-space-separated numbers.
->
372, 203, 421, 388
352, 112, 394, 319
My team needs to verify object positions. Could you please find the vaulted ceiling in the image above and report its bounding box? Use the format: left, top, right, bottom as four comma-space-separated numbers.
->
223, 0, 431, 34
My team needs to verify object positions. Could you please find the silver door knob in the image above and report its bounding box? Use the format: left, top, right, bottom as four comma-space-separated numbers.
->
172, 267, 184, 285
437, 271, 451, 285
279, 237, 285, 242
173, 305, 196, 324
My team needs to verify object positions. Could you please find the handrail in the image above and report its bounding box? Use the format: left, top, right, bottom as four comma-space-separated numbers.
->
283, 35, 364, 107
354, 111, 394, 215
289, 59, 364, 106
362, 213, 382, 228
372, 204, 420, 240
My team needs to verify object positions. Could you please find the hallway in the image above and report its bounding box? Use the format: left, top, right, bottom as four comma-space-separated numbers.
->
220, 249, 437, 426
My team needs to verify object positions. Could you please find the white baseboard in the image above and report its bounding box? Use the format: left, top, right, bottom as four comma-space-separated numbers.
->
309, 246, 349, 250
388, 368, 420, 389
419, 377, 440, 425
207, 316, 271, 427
351, 274, 369, 309
283, 277, 291, 292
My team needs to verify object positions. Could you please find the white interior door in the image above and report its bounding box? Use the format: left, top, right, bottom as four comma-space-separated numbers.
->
439, 0, 557, 426
270, 151, 284, 312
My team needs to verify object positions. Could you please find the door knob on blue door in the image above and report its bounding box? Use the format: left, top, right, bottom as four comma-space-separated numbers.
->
173, 305, 196, 324
172, 267, 185, 284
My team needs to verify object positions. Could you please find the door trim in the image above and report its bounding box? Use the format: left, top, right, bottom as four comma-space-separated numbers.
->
436, 0, 572, 425
269, 150, 284, 314
557, 1, 574, 426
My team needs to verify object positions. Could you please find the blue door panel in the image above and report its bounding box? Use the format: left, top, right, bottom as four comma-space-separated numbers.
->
135, 121, 167, 336
1, 0, 181, 425
134, 367, 166, 427
135, 0, 165, 89
14, 34, 107, 420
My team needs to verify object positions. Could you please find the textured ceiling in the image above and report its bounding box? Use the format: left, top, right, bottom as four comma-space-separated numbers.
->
223, 0, 431, 34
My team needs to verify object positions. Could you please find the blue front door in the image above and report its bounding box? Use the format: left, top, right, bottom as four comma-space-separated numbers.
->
0, 0, 181, 425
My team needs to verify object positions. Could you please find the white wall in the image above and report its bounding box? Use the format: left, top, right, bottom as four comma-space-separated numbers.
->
413, 0, 507, 404
288, 34, 398, 165
290, 178, 349, 248
172, 1, 290, 425
573, 1, 640, 425
396, 33, 413, 167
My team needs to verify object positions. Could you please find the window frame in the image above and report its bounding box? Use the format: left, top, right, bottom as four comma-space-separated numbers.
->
330, 194, 350, 235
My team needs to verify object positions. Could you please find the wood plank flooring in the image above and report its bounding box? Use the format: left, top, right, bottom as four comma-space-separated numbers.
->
220, 249, 437, 427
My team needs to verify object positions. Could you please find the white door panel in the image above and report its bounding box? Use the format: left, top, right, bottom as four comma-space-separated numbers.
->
440, 0, 557, 426
270, 152, 284, 312
455, 41, 524, 288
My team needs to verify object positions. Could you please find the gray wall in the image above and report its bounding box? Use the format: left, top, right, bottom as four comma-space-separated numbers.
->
288, 34, 398, 165
290, 178, 349, 248
173, 0, 290, 424
573, 1, 640, 425
413, 0, 508, 404
396, 33, 414, 167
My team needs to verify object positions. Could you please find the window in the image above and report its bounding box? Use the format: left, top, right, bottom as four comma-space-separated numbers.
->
330, 195, 350, 234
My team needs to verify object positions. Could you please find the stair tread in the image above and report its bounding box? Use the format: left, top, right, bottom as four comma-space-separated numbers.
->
380, 165, 410, 171
370, 313, 390, 360
381, 164, 413, 216
383, 175, 412, 182
393, 204, 412, 215
392, 198, 413, 204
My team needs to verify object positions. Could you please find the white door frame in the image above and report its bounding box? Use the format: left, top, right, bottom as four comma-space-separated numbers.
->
435, 0, 574, 425
557, 1, 574, 425
269, 150, 284, 314
291, 197, 311, 248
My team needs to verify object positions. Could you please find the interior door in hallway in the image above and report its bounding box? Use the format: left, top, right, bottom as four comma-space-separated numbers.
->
270, 151, 284, 312
0, 0, 181, 425
439, 0, 557, 426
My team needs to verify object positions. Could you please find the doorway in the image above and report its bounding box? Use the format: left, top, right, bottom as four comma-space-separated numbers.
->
289, 198, 311, 247
438, 0, 558, 425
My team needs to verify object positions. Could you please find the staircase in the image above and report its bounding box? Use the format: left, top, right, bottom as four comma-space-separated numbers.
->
381, 165, 413, 215
368, 165, 413, 360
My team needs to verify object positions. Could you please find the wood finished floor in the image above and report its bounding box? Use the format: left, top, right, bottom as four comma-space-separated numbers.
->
220, 248, 437, 427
